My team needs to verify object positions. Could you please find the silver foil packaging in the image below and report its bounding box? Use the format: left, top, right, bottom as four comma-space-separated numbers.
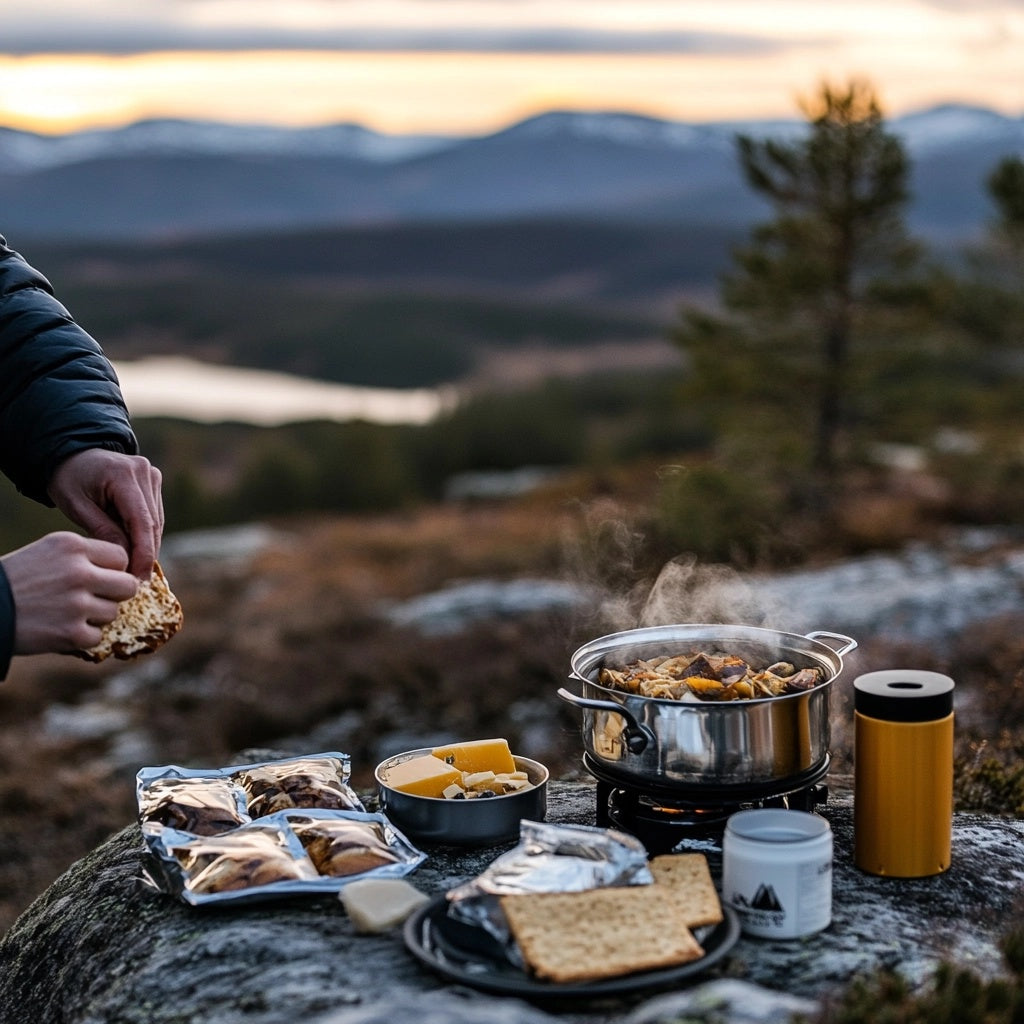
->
137, 753, 426, 905
137, 774, 250, 836
445, 819, 652, 957
137, 751, 363, 832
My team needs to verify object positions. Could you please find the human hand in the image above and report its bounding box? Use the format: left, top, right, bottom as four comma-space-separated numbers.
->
48, 449, 164, 578
1, 532, 139, 656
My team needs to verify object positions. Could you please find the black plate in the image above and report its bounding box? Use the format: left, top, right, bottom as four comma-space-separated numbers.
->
403, 895, 741, 999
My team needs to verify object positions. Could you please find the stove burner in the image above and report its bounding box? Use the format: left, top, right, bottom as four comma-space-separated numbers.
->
584, 753, 830, 856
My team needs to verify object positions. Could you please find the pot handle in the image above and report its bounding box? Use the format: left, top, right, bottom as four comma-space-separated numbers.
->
805, 630, 858, 657
556, 687, 655, 754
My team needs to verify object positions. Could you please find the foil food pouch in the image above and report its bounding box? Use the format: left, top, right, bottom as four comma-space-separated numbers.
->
142, 809, 426, 906
138, 753, 424, 905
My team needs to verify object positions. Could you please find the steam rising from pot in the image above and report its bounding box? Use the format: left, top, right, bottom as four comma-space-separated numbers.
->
634, 555, 772, 631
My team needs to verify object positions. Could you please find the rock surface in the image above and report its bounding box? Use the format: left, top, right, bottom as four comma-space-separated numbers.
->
0, 776, 1021, 1024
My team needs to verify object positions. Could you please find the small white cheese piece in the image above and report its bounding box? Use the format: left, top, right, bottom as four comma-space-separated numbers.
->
339, 877, 430, 934
463, 770, 497, 789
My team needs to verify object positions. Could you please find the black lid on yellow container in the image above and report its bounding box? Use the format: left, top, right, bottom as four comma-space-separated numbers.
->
854, 670, 954, 722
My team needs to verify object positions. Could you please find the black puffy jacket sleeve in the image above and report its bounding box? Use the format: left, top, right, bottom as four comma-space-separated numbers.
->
0, 237, 139, 500
0, 235, 139, 678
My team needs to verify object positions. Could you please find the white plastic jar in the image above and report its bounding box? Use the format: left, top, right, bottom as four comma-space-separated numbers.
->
721, 808, 833, 939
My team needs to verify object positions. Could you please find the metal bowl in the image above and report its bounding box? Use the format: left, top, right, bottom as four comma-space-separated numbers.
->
375, 748, 548, 846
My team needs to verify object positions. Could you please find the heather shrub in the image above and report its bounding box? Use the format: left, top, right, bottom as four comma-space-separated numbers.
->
814, 921, 1024, 1024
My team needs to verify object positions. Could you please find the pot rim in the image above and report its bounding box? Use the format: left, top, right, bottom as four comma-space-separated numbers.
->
569, 622, 856, 707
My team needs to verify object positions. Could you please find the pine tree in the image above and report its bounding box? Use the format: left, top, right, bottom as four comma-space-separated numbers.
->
985, 155, 1024, 283
673, 79, 918, 479
947, 154, 1024, 352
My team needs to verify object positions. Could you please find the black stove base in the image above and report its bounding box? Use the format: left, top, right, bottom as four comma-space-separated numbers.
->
585, 754, 830, 857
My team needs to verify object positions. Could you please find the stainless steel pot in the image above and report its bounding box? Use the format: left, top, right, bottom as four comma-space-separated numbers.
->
558, 623, 857, 789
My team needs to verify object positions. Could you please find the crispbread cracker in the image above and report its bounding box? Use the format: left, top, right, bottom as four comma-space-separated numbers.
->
649, 853, 724, 928
78, 561, 183, 662
500, 885, 705, 984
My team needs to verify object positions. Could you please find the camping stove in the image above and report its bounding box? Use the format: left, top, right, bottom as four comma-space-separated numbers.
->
583, 752, 831, 858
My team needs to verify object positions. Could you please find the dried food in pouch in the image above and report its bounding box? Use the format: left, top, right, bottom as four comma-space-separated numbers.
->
137, 776, 250, 836
288, 814, 404, 877
162, 823, 319, 902
136, 755, 427, 905
234, 754, 363, 817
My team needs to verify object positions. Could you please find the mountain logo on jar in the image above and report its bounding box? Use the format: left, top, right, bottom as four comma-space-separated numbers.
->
731, 883, 787, 928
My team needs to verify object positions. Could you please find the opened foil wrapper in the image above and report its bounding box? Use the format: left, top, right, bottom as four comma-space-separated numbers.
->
446, 819, 652, 958
137, 752, 425, 905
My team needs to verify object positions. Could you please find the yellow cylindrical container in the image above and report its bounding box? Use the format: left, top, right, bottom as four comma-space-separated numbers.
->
853, 669, 954, 878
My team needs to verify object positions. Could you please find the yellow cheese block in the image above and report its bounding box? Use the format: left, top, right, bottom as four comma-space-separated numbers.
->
385, 754, 462, 797
431, 738, 516, 775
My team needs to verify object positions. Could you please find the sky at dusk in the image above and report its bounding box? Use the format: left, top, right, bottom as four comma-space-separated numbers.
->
1, 0, 1022, 136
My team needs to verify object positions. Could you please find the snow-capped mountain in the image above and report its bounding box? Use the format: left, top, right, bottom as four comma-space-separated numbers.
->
0, 119, 451, 172
0, 104, 1020, 242
892, 103, 1022, 153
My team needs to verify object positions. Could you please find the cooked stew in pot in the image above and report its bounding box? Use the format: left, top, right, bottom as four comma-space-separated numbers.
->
598, 650, 824, 702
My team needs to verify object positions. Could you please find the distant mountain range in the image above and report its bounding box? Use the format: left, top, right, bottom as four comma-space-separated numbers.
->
1, 104, 1021, 243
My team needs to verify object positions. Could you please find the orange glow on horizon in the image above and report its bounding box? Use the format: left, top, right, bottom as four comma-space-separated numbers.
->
0, 47, 1021, 137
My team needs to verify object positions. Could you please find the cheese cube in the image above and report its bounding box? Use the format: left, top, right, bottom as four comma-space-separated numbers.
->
463, 770, 498, 792
384, 754, 462, 797
431, 738, 516, 775
339, 878, 430, 933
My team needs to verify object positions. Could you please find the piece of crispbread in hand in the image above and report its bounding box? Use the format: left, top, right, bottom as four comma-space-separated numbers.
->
77, 560, 183, 663
499, 885, 705, 984
648, 853, 725, 928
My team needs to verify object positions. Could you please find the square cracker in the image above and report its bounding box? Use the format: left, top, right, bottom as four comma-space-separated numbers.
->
649, 853, 724, 928
499, 885, 705, 984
